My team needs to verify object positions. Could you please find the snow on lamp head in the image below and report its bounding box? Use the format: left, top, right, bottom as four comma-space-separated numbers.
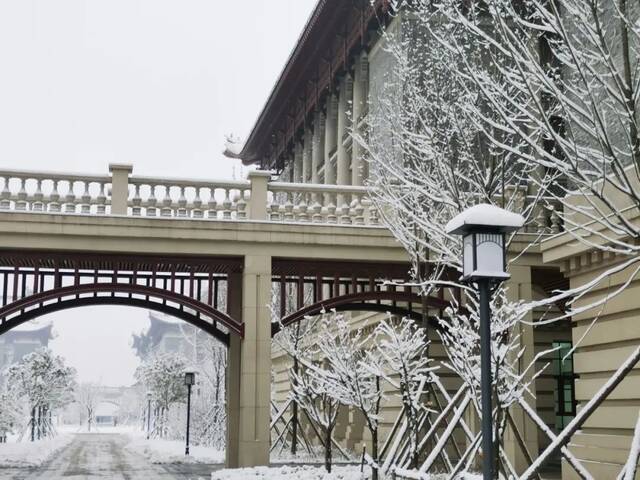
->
445, 204, 524, 282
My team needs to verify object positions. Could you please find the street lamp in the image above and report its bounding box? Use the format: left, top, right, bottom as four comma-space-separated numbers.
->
184, 371, 196, 456
446, 204, 524, 480
146, 392, 152, 440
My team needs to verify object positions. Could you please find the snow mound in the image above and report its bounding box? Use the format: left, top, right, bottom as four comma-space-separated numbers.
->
211, 465, 371, 480
0, 434, 73, 468
125, 437, 224, 464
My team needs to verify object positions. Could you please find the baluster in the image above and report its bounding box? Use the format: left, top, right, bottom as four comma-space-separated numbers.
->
64, 181, 77, 213
269, 192, 281, 221
96, 182, 107, 214
353, 193, 365, 225
49, 180, 61, 212
15, 177, 27, 211
176, 186, 187, 217
369, 204, 379, 225
207, 187, 218, 219
131, 184, 142, 216
236, 189, 247, 220
297, 192, 309, 222
32, 179, 44, 212
161, 185, 173, 217
534, 204, 547, 233
0, 177, 11, 210
222, 189, 232, 219
283, 192, 294, 221
192, 187, 203, 218
326, 192, 337, 224
338, 193, 351, 224
311, 191, 323, 223
146, 184, 157, 217
80, 181, 92, 214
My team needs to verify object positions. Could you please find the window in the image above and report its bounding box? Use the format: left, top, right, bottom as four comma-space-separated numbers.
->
552, 341, 576, 430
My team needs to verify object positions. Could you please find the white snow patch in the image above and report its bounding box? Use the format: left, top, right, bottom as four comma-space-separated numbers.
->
445, 204, 524, 234
125, 437, 224, 464
211, 465, 371, 480
0, 434, 73, 468
211, 466, 481, 480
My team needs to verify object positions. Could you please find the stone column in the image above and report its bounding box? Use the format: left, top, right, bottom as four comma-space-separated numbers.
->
108, 163, 133, 215
302, 127, 313, 183
324, 93, 338, 185
225, 272, 242, 467
503, 264, 539, 474
293, 142, 303, 183
352, 51, 369, 186
225, 255, 272, 468
336, 74, 353, 187
311, 110, 324, 184
248, 170, 271, 220
336, 74, 353, 216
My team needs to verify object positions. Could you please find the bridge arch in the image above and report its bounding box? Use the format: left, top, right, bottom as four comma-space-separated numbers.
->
0, 250, 243, 345
0, 282, 241, 345
275, 290, 448, 333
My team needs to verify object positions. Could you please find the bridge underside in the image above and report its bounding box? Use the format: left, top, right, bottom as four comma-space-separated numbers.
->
0, 248, 450, 468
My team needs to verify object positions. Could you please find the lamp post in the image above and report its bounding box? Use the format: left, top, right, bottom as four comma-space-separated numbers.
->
146, 392, 152, 440
445, 204, 524, 480
184, 371, 195, 456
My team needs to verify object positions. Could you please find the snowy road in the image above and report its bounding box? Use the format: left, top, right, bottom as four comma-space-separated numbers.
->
0, 433, 221, 479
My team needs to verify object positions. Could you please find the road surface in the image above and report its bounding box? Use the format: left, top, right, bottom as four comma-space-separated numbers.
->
0, 433, 221, 479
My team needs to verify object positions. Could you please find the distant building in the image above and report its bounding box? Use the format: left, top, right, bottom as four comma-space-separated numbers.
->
132, 312, 196, 360
0, 323, 53, 371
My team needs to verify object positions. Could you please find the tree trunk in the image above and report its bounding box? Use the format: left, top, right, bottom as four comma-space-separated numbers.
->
30, 407, 35, 442
325, 426, 333, 473
371, 427, 379, 480
291, 356, 299, 455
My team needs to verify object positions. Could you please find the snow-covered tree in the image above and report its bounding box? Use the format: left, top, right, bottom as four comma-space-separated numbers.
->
354, 2, 561, 472
371, 317, 436, 470
273, 310, 320, 456
0, 381, 22, 440
135, 353, 187, 438
5, 348, 76, 441
75, 382, 100, 432
314, 313, 384, 480
290, 323, 342, 473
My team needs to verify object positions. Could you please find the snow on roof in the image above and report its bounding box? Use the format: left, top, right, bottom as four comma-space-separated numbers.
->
445, 204, 525, 235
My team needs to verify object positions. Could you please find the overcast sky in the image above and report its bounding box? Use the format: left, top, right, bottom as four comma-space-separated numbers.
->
0, 0, 317, 386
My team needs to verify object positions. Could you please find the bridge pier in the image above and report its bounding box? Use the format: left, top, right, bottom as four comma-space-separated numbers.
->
226, 254, 272, 468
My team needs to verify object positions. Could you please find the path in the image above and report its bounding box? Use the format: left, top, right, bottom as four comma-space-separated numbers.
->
0, 433, 221, 480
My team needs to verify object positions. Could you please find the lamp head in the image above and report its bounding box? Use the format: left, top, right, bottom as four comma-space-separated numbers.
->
445, 204, 524, 282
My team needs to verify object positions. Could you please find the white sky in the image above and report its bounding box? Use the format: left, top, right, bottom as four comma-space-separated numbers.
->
0, 0, 317, 386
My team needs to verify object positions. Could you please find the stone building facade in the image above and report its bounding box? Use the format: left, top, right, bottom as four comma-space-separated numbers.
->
233, 0, 579, 475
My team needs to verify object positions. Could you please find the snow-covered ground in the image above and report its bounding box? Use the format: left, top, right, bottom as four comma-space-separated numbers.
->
125, 437, 224, 465
211, 466, 481, 480
0, 434, 74, 468
211, 465, 373, 480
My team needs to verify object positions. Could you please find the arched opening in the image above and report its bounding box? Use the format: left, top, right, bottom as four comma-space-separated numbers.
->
0, 289, 235, 473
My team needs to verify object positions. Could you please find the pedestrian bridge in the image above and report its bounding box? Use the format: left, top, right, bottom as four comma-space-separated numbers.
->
0, 163, 424, 468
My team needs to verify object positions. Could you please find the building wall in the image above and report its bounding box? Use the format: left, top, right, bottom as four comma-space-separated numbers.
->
556, 255, 640, 479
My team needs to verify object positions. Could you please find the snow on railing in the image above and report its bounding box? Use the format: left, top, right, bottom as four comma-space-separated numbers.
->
268, 182, 378, 225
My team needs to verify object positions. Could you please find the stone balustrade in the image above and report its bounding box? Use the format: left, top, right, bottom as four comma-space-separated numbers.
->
127, 175, 250, 220
267, 181, 377, 225
0, 164, 562, 232
0, 165, 380, 226
0, 168, 112, 214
